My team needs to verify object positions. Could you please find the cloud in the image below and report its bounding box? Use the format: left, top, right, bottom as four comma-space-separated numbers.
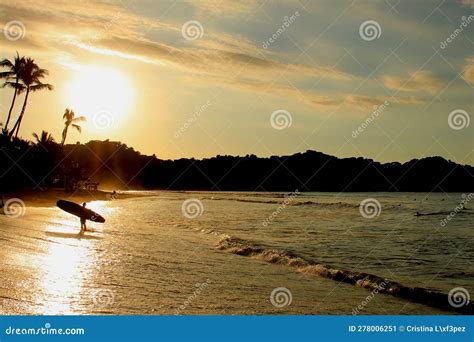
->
383, 71, 443, 95
227, 78, 343, 107
189, 0, 259, 15
0, 0, 352, 84
197, 76, 422, 110
185, 74, 341, 108
344, 95, 382, 107
0, 0, 428, 115
344, 94, 424, 107
69, 35, 352, 82
0, 0, 183, 56
462, 57, 474, 84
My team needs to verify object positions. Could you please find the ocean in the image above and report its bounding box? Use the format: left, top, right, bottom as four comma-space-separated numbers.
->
0, 191, 472, 315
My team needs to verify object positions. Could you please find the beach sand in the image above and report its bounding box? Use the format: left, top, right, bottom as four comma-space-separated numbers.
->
1, 189, 148, 208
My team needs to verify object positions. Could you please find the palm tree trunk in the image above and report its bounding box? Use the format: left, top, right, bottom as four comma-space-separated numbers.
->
10, 88, 29, 138
61, 125, 69, 146
4, 77, 19, 130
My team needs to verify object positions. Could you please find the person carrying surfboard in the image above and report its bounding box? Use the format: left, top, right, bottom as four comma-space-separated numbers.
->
56, 200, 106, 232
80, 202, 87, 233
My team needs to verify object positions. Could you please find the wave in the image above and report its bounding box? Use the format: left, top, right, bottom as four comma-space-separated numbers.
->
209, 198, 410, 211
290, 201, 359, 208
210, 197, 362, 208
216, 235, 474, 314
415, 210, 474, 217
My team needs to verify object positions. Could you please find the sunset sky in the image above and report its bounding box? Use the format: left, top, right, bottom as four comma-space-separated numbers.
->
0, 0, 472, 163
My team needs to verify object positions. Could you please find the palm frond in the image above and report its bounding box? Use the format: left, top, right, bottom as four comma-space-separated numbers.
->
32, 69, 49, 78
63, 108, 72, 119
0, 59, 13, 67
71, 124, 82, 133
0, 71, 14, 79
32, 130, 55, 144
2, 81, 25, 90
29, 83, 53, 92
73, 116, 86, 122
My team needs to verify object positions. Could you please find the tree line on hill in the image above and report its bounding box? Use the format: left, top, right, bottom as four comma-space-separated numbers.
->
0, 52, 472, 193
1, 138, 472, 192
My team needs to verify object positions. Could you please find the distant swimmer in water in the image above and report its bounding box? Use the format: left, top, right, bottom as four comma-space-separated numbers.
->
80, 202, 87, 233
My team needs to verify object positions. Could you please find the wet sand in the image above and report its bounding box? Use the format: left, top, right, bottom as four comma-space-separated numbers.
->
1, 189, 150, 208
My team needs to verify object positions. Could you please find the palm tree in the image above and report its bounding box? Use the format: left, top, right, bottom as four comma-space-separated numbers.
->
32, 130, 55, 145
0, 52, 25, 131
61, 108, 85, 146
9, 58, 53, 138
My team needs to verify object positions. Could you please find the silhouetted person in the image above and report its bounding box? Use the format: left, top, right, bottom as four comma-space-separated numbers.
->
80, 202, 87, 233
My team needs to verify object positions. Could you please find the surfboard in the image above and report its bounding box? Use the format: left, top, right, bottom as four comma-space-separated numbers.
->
56, 200, 106, 223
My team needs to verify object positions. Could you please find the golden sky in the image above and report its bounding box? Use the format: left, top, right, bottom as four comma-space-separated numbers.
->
0, 0, 473, 163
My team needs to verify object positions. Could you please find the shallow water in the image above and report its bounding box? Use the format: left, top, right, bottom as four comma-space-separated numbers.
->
0, 191, 472, 315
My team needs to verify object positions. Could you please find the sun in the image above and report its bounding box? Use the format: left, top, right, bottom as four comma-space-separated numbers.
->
64, 65, 134, 130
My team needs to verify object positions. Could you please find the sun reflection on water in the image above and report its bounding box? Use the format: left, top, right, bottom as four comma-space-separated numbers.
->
38, 243, 94, 314
36, 227, 98, 314
15, 200, 113, 314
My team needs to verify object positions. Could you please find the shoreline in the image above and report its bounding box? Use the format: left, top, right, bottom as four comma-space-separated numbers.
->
0, 189, 151, 208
